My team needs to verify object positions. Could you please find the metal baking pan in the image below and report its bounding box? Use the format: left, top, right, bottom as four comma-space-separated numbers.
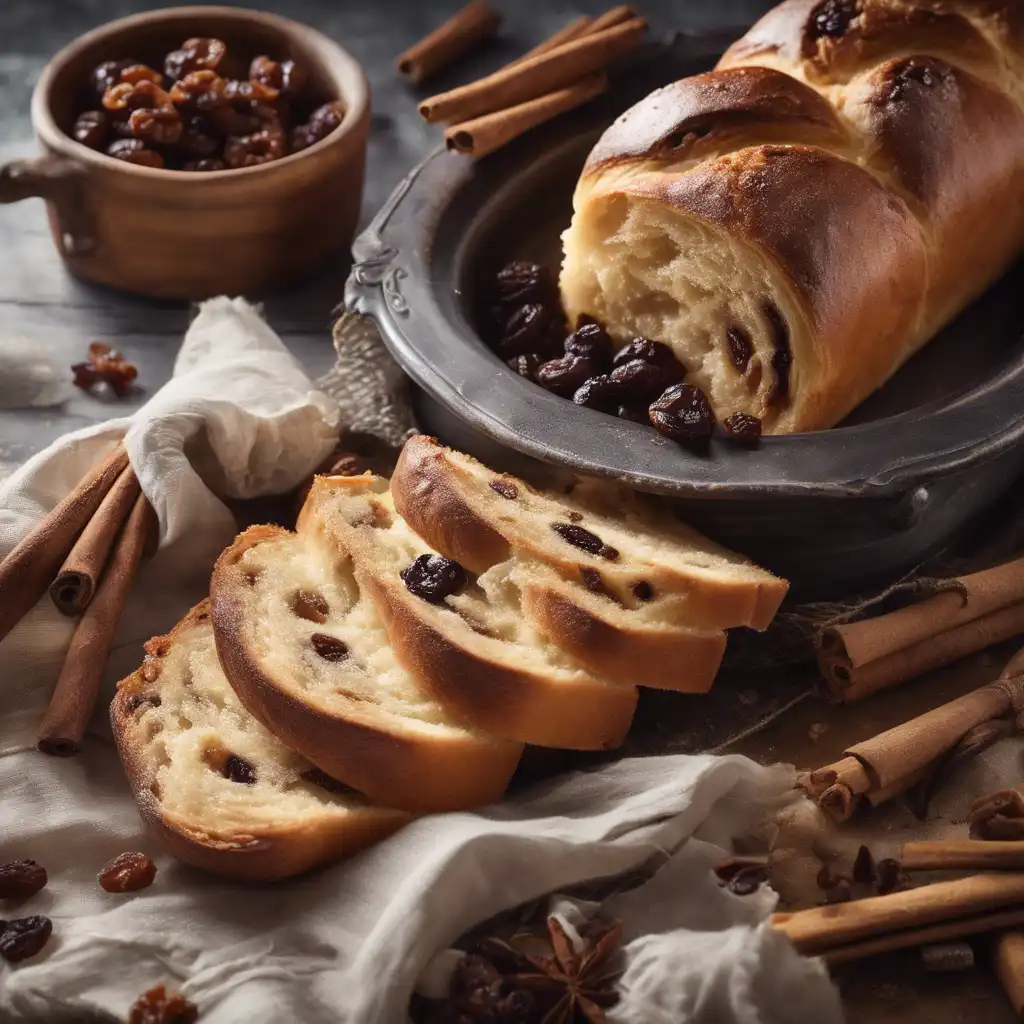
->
344, 34, 1024, 599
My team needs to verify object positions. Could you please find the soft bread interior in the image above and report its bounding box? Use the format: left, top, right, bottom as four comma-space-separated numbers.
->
560, 185, 806, 432
125, 613, 372, 836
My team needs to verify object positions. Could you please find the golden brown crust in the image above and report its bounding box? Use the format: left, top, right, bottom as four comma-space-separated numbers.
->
210, 527, 523, 814
111, 601, 408, 883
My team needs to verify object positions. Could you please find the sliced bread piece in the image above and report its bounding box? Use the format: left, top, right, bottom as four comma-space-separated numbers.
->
210, 525, 523, 813
391, 435, 788, 631
111, 602, 409, 882
512, 559, 726, 692
302, 474, 639, 751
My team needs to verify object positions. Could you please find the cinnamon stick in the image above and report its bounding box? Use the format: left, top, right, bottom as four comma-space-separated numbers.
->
587, 5, 638, 33
396, 1, 502, 85
820, 556, 1024, 669
821, 601, 1024, 702
994, 931, 1024, 1015
902, 840, 1024, 872
504, 17, 594, 68
0, 445, 128, 646
445, 74, 607, 158
38, 492, 157, 756
49, 465, 140, 616
419, 17, 646, 124
771, 873, 1024, 955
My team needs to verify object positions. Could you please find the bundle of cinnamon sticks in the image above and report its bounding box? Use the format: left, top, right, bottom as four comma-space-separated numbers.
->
0, 444, 157, 755
396, 3, 646, 158
818, 555, 1024, 702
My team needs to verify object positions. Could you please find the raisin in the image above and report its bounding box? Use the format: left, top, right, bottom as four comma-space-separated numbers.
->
572, 374, 620, 411
498, 303, 551, 358
126, 693, 160, 713
243, 571, 261, 586
118, 64, 163, 87
223, 128, 286, 168
494, 261, 554, 307
223, 754, 257, 785
489, 479, 518, 500
726, 326, 753, 373
452, 954, 502, 1002
169, 70, 228, 112
72, 340, 139, 395
311, 633, 349, 661
617, 403, 650, 424
0, 860, 47, 900
0, 916, 52, 962
103, 80, 173, 113
292, 590, 329, 624
183, 157, 226, 172
649, 383, 716, 450
609, 358, 682, 401
497, 989, 537, 1018
763, 302, 792, 406
612, 337, 682, 373
401, 554, 468, 603
90, 59, 137, 97
250, 55, 307, 100
164, 37, 228, 81
128, 984, 199, 1024
875, 858, 904, 895
99, 852, 157, 893
727, 865, 768, 895
536, 354, 599, 397
580, 567, 605, 592
723, 412, 762, 446
550, 523, 618, 561
72, 110, 108, 149
567, 511, 584, 522
223, 78, 280, 104
290, 100, 346, 151
632, 581, 654, 601
301, 767, 360, 795
129, 107, 183, 145
178, 115, 220, 156
851, 845, 876, 885
506, 353, 542, 382
811, 0, 858, 38
564, 321, 613, 367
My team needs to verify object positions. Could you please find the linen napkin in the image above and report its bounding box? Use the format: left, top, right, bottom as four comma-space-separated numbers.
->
0, 301, 839, 1024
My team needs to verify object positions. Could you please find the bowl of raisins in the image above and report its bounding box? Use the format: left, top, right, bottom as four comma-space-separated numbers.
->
0, 5, 369, 299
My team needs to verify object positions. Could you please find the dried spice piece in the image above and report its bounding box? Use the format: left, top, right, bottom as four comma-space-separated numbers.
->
99, 852, 157, 893
105, 138, 165, 168
401, 554, 469, 604
72, 341, 139, 397
223, 754, 257, 785
0, 860, 47, 900
489, 479, 518, 500
292, 590, 330, 624
649, 383, 716, 450
128, 984, 199, 1024
852, 845, 877, 885
72, 110, 109, 149
875, 858, 905, 895
311, 633, 350, 662
723, 412, 762, 446
0, 916, 52, 962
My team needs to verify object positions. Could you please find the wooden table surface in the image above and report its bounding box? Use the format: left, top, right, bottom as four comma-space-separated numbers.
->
1, 1, 1017, 1021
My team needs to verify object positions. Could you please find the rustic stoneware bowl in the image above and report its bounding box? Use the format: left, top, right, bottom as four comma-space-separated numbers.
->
0, 6, 369, 300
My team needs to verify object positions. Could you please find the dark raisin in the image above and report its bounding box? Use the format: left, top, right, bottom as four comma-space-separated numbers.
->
506, 353, 542, 382
129, 107, 184, 145
600, 545, 620, 561
632, 581, 654, 601
886, 58, 951, 101
727, 865, 768, 895
852, 845, 876, 885
224, 127, 286, 168
105, 138, 164, 168
489, 479, 518, 500
178, 114, 220, 155
300, 767, 360, 795
567, 511, 584, 522
612, 337, 682, 372
649, 383, 716, 450
169, 70, 227, 112
311, 633, 350, 661
91, 59, 137, 97
564, 321, 613, 368
0, 860, 47, 900
164, 37, 228, 81
617, 403, 650, 424
575, 313, 600, 330
290, 100, 346, 151
811, 0, 858, 38
498, 303, 551, 357
572, 374, 620, 411
126, 693, 160, 713
128, 984, 199, 1024
452, 954, 502, 1002
494, 261, 554, 307
103, 80, 173, 113
723, 412, 762, 446
72, 110, 108, 149
875, 858, 904, 895
550, 522, 607, 555
292, 590, 329, 624
580, 567, 604, 592
536, 354, 599, 397
726, 326, 753, 373
99, 852, 157, 893
0, 916, 52, 962
609, 358, 682, 401
400, 554, 468, 603
250, 55, 307, 100
223, 754, 257, 785
763, 302, 791, 406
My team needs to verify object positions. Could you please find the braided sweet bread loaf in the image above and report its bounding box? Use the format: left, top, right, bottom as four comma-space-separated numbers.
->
559, 0, 1024, 434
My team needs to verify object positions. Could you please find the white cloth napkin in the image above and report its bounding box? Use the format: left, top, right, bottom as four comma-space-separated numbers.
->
0, 301, 839, 1024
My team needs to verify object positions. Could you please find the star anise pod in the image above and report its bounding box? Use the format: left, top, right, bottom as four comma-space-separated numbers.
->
512, 916, 624, 1024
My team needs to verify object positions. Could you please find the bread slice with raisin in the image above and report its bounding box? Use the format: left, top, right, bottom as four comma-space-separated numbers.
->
302, 474, 639, 751
210, 525, 523, 813
111, 602, 409, 882
391, 435, 788, 631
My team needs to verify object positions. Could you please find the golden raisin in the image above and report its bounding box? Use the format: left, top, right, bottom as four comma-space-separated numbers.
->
129, 108, 183, 145
99, 852, 157, 893
223, 128, 285, 168
169, 70, 227, 111
105, 138, 164, 168
164, 36, 227, 80
128, 984, 199, 1024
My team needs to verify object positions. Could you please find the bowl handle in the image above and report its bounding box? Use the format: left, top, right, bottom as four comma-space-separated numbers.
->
0, 153, 95, 256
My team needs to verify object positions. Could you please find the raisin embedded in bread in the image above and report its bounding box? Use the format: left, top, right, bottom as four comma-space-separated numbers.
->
210, 525, 523, 813
391, 435, 788, 631
111, 602, 409, 882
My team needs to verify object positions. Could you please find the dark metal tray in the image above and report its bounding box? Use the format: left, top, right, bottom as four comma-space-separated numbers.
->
344, 33, 1024, 599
